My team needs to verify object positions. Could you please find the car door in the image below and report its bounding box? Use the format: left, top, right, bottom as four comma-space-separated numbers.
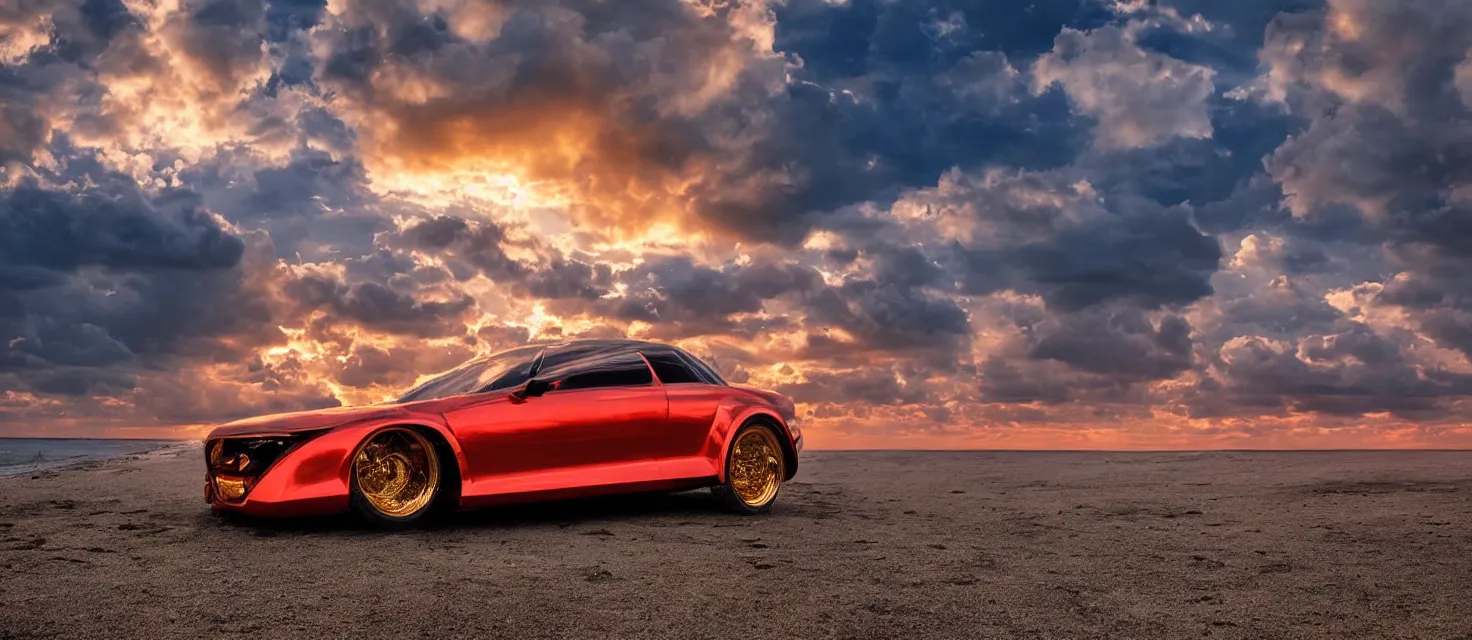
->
447, 348, 670, 496
642, 349, 726, 477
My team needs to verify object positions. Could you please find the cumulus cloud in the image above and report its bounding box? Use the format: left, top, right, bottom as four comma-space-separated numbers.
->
0, 176, 243, 283
309, 0, 797, 239
1032, 24, 1217, 150
1250, 0, 1472, 378
896, 168, 1222, 311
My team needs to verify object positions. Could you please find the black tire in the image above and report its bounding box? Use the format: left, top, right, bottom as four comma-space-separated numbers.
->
713, 422, 787, 514
348, 427, 449, 529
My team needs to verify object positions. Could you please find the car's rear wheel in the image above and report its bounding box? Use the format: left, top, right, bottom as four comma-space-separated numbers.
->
349, 427, 443, 528
713, 422, 786, 514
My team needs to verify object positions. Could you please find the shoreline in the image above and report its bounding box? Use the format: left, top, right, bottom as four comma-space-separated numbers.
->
0, 436, 195, 441
0, 439, 197, 479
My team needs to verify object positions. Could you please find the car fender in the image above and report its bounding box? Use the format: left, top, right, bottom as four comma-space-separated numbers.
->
331, 418, 471, 493
241, 415, 471, 515
712, 404, 796, 483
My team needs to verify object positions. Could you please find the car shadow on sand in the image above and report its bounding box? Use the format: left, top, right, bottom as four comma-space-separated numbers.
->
207, 488, 739, 536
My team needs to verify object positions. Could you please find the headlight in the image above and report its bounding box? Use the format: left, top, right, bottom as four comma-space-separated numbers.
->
214, 476, 248, 501
208, 437, 295, 476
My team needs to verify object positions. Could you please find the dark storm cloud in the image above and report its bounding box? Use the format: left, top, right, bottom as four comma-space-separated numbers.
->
25, 366, 138, 397
1200, 329, 1472, 420
803, 277, 971, 356
967, 299, 1199, 407
0, 218, 276, 375
929, 173, 1223, 312
1252, 0, 1472, 371
0, 171, 311, 423
178, 144, 386, 262
775, 363, 931, 407
1131, 0, 1323, 76
773, 0, 1114, 77
976, 357, 1072, 405
519, 256, 614, 301
1028, 310, 1194, 380
282, 268, 477, 338
606, 256, 822, 327
1075, 97, 1299, 213
0, 177, 244, 286
333, 344, 411, 388
743, 0, 1113, 239
244, 150, 371, 219
395, 215, 525, 282
393, 215, 614, 300
1184, 253, 1472, 422
1010, 199, 1221, 311
264, 0, 325, 41
1376, 265, 1472, 358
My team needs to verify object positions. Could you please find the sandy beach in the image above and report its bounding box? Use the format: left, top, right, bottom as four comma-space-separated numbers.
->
3, 448, 1471, 639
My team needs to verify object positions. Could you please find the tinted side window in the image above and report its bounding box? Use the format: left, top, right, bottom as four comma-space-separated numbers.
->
553, 352, 654, 391
644, 351, 703, 384
675, 349, 727, 385
483, 362, 535, 391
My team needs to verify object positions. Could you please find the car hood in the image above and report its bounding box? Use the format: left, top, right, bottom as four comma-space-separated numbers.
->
207, 404, 410, 439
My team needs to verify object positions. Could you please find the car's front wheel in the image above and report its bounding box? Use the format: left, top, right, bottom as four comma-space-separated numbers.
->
713, 422, 786, 514
349, 427, 444, 528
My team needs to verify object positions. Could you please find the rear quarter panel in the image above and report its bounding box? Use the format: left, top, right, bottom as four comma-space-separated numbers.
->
705, 386, 801, 482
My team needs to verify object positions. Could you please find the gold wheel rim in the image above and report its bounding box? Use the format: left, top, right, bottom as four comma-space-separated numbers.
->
353, 428, 440, 518
730, 428, 784, 507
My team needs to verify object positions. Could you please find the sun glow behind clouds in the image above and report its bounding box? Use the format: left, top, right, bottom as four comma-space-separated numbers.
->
374, 166, 573, 214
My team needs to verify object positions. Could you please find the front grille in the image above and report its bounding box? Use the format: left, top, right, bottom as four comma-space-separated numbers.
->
205, 433, 317, 503
208, 437, 297, 476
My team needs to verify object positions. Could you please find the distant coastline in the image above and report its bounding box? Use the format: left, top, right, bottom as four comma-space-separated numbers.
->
0, 438, 191, 478
0, 436, 194, 441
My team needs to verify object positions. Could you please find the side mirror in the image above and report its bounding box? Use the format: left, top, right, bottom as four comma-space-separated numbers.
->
511, 378, 553, 401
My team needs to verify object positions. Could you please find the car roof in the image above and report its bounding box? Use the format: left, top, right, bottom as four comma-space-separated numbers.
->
508, 339, 727, 386
520, 338, 676, 359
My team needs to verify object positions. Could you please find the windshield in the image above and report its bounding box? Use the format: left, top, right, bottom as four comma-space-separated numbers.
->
395, 345, 545, 403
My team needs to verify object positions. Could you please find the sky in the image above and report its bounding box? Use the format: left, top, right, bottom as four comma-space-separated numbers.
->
2, 0, 1472, 448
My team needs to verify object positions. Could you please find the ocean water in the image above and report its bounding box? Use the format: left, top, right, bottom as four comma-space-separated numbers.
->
0, 438, 185, 478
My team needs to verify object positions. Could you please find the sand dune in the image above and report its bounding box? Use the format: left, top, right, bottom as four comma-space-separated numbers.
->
3, 449, 1471, 639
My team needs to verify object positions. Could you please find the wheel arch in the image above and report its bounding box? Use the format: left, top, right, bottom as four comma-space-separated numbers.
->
341, 420, 469, 509
716, 410, 798, 483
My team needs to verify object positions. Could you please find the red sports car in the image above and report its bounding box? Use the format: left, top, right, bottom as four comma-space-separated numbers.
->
204, 339, 803, 527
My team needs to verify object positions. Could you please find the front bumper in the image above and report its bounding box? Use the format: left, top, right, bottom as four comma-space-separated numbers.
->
204, 431, 356, 518
206, 468, 350, 518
